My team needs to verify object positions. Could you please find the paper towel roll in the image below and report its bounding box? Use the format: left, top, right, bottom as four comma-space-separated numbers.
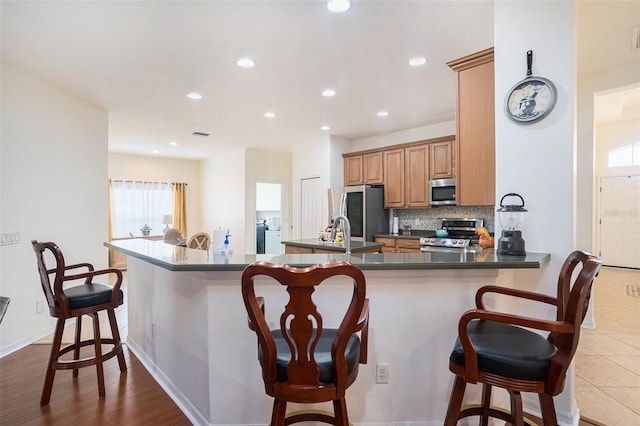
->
392, 216, 399, 235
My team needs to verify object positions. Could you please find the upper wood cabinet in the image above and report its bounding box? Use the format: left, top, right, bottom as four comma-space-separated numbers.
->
429, 139, 454, 180
447, 47, 495, 206
383, 143, 430, 209
404, 144, 430, 208
383, 148, 405, 208
344, 155, 363, 186
343, 136, 455, 208
363, 152, 384, 184
343, 152, 384, 186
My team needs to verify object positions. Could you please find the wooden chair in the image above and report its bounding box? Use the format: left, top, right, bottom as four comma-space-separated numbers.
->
163, 228, 183, 244
444, 250, 602, 426
187, 232, 210, 250
241, 261, 369, 426
31, 240, 127, 405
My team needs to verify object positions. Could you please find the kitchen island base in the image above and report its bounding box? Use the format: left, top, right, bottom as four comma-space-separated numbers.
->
122, 255, 578, 425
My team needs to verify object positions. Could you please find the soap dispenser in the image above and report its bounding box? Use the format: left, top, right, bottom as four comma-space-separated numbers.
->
221, 234, 232, 256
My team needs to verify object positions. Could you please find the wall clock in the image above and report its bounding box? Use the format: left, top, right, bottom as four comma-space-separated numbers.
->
504, 50, 556, 123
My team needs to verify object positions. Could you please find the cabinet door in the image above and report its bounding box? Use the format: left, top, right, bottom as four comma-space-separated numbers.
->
363, 152, 384, 184
344, 155, 363, 186
383, 149, 405, 208
449, 48, 495, 206
429, 140, 453, 179
404, 144, 430, 208
375, 237, 397, 253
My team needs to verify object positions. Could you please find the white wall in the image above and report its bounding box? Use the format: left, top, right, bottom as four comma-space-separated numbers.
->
0, 63, 109, 355
352, 120, 456, 151
200, 149, 246, 254
495, 1, 578, 422
244, 148, 292, 253
108, 153, 203, 237
291, 136, 331, 239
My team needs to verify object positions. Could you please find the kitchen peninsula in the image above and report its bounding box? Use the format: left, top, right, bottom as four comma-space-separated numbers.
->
106, 239, 549, 425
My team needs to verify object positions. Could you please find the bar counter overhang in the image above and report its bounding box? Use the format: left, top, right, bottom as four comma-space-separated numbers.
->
105, 239, 552, 425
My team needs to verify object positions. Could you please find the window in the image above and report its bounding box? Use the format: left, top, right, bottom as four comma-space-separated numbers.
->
608, 141, 640, 167
110, 180, 173, 237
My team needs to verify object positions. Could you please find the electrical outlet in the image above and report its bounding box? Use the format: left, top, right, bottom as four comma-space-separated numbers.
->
36, 300, 45, 314
376, 363, 389, 384
152, 322, 157, 337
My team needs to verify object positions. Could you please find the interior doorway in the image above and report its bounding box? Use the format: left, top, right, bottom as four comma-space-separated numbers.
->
594, 84, 640, 268
300, 177, 322, 239
256, 182, 283, 254
598, 175, 640, 268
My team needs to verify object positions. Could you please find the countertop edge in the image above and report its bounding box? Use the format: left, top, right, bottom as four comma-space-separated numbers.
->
105, 241, 550, 273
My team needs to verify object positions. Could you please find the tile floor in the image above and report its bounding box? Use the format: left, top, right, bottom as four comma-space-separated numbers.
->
575, 266, 640, 425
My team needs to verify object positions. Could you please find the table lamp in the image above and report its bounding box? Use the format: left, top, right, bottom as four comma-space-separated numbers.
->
162, 215, 173, 233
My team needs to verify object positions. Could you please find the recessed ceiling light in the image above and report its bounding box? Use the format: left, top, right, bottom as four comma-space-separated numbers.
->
377, 111, 389, 117
152, 150, 160, 154
409, 56, 427, 67
169, 141, 178, 146
327, 0, 350, 13
237, 58, 255, 68
186, 92, 202, 100
322, 88, 336, 97
264, 112, 276, 118
321, 125, 331, 131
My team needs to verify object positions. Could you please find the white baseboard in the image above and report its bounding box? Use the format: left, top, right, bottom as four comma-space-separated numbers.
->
126, 338, 209, 426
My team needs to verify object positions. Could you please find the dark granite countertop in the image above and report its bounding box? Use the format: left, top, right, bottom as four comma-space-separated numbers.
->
374, 231, 431, 240
105, 239, 550, 272
281, 238, 384, 252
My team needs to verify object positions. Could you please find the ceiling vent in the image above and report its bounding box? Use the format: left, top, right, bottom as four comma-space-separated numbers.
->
192, 131, 210, 137
633, 25, 640, 50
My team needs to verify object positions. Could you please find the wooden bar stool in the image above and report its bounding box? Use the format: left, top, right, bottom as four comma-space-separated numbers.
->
444, 250, 602, 425
31, 240, 127, 405
241, 261, 369, 426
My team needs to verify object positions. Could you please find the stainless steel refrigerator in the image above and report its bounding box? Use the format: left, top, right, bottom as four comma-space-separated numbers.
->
328, 185, 388, 242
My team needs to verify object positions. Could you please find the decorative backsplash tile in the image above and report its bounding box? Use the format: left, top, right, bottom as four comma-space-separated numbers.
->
393, 206, 495, 233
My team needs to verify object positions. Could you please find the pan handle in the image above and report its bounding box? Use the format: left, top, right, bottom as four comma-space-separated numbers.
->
527, 50, 533, 76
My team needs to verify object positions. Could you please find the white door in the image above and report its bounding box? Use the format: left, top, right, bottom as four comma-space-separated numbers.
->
599, 175, 640, 268
301, 177, 322, 239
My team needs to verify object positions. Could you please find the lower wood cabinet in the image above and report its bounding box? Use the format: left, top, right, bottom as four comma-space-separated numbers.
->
374, 237, 421, 253
284, 244, 381, 254
284, 245, 314, 254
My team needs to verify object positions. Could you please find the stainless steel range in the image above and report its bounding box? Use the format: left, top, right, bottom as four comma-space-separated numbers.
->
420, 218, 484, 252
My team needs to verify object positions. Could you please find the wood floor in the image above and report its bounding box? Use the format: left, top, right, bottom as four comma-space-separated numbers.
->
0, 343, 605, 426
0, 343, 190, 425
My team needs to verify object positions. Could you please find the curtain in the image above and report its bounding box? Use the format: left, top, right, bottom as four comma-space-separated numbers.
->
109, 180, 173, 237
173, 182, 187, 236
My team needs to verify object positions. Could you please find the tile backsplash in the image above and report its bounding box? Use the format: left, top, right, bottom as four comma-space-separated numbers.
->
392, 206, 495, 233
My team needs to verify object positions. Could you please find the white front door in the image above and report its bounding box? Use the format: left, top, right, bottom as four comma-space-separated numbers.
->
598, 175, 640, 268
300, 177, 322, 239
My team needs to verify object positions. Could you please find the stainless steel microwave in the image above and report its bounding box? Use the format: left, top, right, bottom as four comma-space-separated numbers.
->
429, 178, 456, 206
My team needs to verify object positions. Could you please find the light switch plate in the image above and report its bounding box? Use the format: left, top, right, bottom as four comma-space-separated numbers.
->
0, 232, 20, 246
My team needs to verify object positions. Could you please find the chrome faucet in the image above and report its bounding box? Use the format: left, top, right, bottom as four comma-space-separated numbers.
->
330, 215, 351, 255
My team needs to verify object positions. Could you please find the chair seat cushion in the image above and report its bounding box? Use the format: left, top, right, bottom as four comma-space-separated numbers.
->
450, 320, 558, 381
267, 328, 361, 383
65, 283, 123, 310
